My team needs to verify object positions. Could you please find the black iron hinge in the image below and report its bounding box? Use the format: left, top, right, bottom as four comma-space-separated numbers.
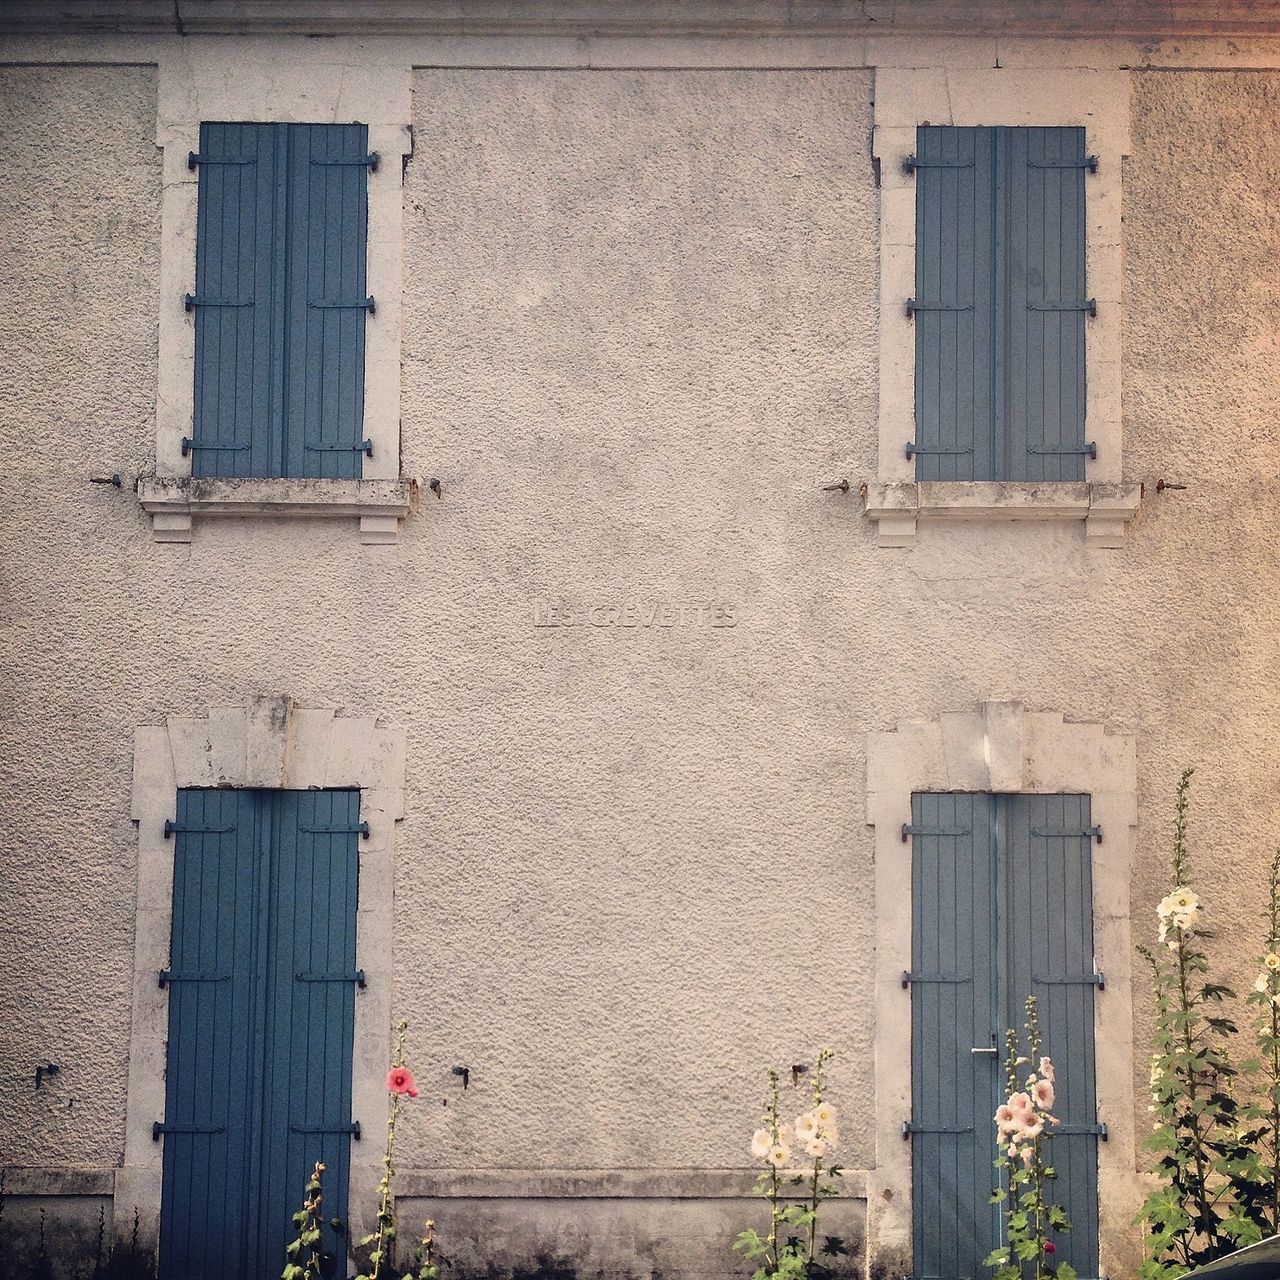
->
311, 153, 380, 172
158, 970, 229, 988
906, 298, 972, 318
902, 1121, 974, 1139
297, 970, 367, 988
300, 822, 370, 837
903, 155, 975, 174
1029, 155, 1099, 173
153, 1122, 226, 1140
304, 440, 374, 457
308, 296, 375, 314
901, 823, 971, 842
904, 444, 974, 460
289, 1121, 362, 1139
163, 820, 235, 838
183, 293, 252, 311
901, 971, 973, 989
1035, 971, 1106, 991
187, 153, 255, 170
1032, 824, 1103, 843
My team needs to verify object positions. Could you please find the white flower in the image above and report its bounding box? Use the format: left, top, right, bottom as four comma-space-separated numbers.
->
793, 1112, 818, 1143
813, 1102, 837, 1129
750, 1128, 773, 1160
1265, 953, 1280, 971
1032, 1079, 1055, 1110
1256, 975, 1269, 994
766, 1144, 791, 1168
804, 1137, 827, 1158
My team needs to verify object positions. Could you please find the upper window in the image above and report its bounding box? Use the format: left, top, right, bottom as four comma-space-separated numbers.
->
910, 125, 1095, 482
185, 122, 374, 478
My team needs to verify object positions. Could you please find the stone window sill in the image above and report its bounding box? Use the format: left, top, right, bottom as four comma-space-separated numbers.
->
137, 476, 417, 545
862, 481, 1142, 548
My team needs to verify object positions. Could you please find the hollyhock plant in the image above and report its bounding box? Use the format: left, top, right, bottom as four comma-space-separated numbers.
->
986, 996, 1074, 1280
356, 1020, 421, 1280
733, 1049, 848, 1278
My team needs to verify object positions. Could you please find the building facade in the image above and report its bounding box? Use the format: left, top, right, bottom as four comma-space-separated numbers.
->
1, 2, 1279, 1277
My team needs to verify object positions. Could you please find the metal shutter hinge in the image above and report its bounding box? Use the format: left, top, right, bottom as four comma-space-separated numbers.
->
183, 293, 252, 311
1031, 824, 1102, 843
903, 155, 975, 174
906, 299, 973, 318
304, 440, 374, 457
1029, 299, 1097, 316
308, 296, 375, 314
163, 820, 234, 837
153, 1122, 226, 1140
158, 970, 230, 988
296, 970, 366, 988
902, 1121, 975, 1139
290, 1122, 362, 1139
1029, 156, 1099, 173
901, 971, 973, 989
299, 822, 371, 837
180, 438, 250, 455
901, 823, 971, 841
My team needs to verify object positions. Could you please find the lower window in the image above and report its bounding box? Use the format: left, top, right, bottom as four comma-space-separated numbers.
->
157, 787, 363, 1278
907, 792, 1101, 1279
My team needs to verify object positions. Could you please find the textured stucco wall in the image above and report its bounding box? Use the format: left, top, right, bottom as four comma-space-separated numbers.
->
0, 64, 159, 1170
0, 48, 1279, 1280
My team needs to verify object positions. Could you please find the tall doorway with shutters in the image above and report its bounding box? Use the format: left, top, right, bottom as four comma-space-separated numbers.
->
157, 787, 363, 1280
907, 792, 1101, 1280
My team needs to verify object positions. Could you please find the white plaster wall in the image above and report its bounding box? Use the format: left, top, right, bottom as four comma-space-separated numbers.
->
0, 44, 1279, 1280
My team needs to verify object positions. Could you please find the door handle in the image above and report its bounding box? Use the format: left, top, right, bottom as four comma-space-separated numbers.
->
970, 1046, 998, 1055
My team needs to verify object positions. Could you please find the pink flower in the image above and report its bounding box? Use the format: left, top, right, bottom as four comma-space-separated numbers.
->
387, 1066, 419, 1098
1032, 1079, 1055, 1110
1015, 1117, 1044, 1141
1007, 1091, 1034, 1116
1039, 1057, 1055, 1083
994, 1104, 1019, 1134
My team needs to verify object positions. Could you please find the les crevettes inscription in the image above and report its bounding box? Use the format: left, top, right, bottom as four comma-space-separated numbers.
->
532, 601, 738, 630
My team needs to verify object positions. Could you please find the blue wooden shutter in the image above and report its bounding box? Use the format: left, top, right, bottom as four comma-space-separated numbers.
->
283, 124, 371, 479
159, 789, 264, 1279
1002, 794, 1100, 1277
910, 793, 1000, 1280
913, 127, 996, 481
190, 123, 286, 478
913, 126, 1089, 481
1003, 128, 1090, 481
252, 789, 361, 1275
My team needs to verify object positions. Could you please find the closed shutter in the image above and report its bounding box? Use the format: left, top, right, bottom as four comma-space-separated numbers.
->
913, 127, 996, 481
284, 124, 371, 479
1003, 128, 1090, 481
159, 789, 361, 1279
910, 792, 1100, 1280
190, 123, 285, 479
253, 789, 361, 1275
1002, 794, 1101, 1277
158, 789, 262, 1278
909, 793, 1000, 1279
189, 123, 369, 478
912, 126, 1090, 481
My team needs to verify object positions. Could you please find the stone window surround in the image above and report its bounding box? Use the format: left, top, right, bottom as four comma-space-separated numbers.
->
118, 696, 406, 1255
864, 701, 1140, 1276
137, 47, 416, 545
866, 68, 1143, 548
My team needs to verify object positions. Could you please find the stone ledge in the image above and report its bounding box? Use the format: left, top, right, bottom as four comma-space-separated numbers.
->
862, 480, 1142, 548
394, 1167, 869, 1200
136, 476, 417, 545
